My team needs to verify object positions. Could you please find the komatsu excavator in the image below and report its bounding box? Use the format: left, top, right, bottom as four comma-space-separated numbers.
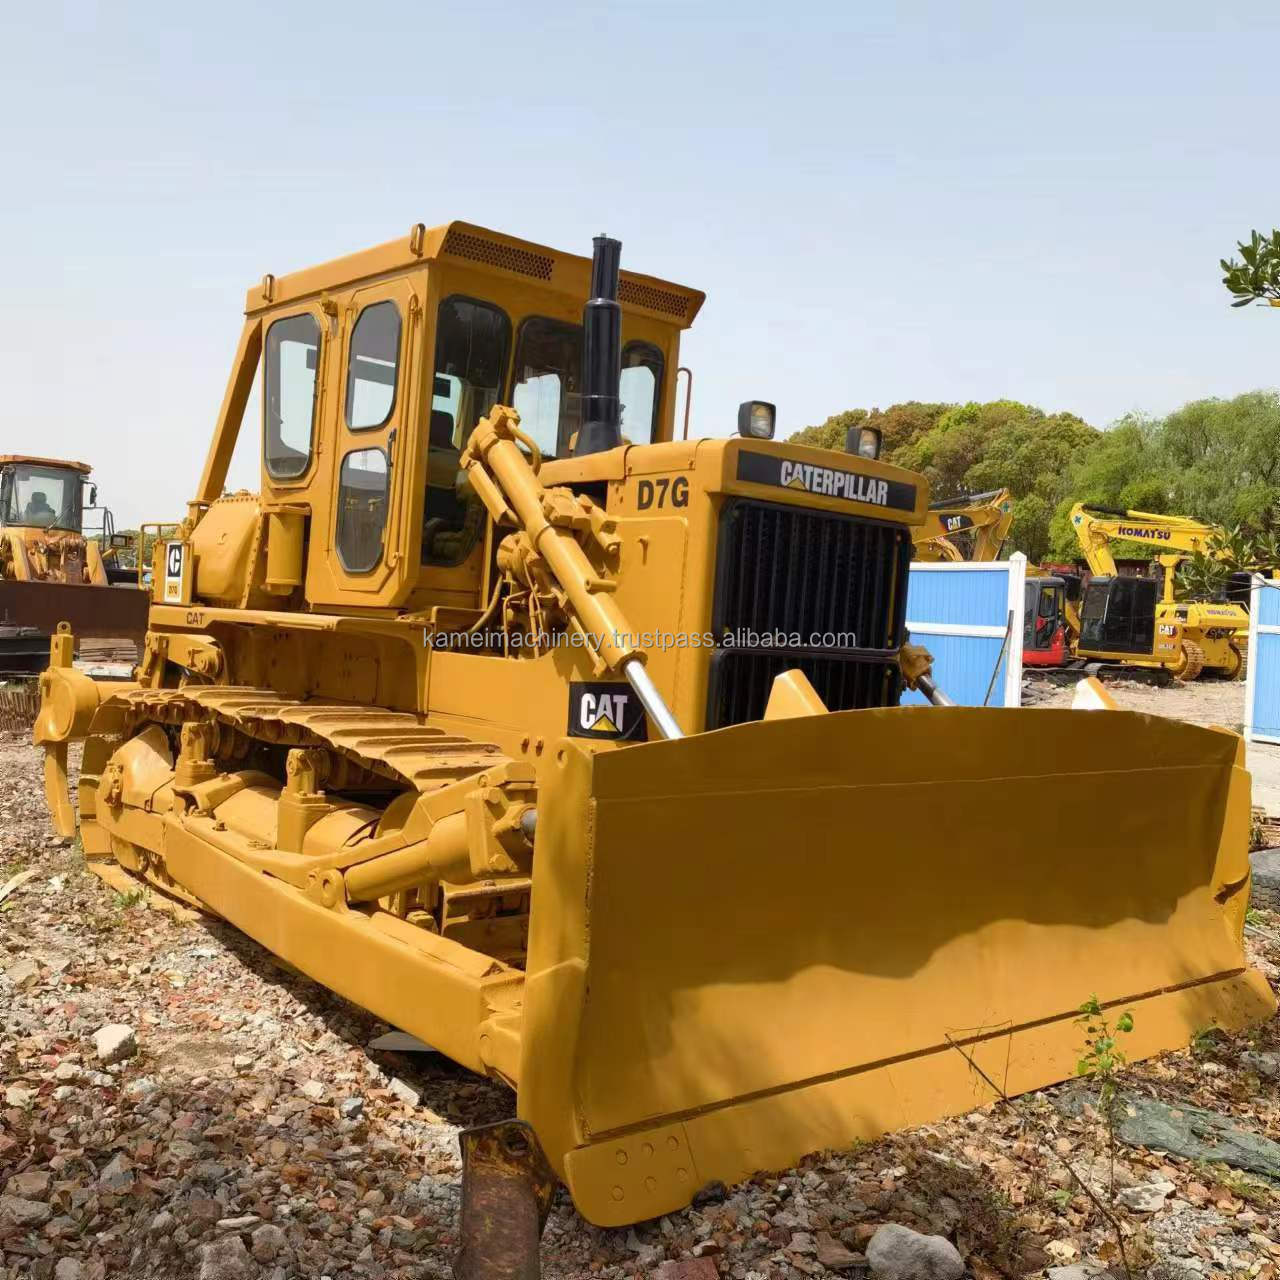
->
912, 487, 1014, 562
1070, 503, 1249, 680
33, 225, 1274, 1265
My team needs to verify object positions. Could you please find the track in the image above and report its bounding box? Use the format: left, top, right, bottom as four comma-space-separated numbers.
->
108, 685, 509, 793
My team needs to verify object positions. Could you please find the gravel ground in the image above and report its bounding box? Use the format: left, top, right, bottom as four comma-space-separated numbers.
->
2, 729, 1279, 1280
1021, 670, 1246, 730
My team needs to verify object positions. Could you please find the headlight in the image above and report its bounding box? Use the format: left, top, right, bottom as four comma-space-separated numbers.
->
846, 425, 882, 460
737, 400, 776, 440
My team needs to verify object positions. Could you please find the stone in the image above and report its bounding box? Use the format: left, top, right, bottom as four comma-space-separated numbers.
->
388, 1076, 422, 1107
216, 1215, 261, 1232
98, 1153, 135, 1192
1046, 1268, 1106, 1280
149, 1210, 175, 1236
1117, 1178, 1175, 1213
53, 1062, 78, 1082
251, 1222, 288, 1263
1240, 1050, 1280, 1082
7, 957, 40, 987
866, 1223, 965, 1280
816, 1230, 864, 1269
232, 1054, 254, 1071
5, 1169, 51, 1198
299, 1079, 326, 1101
198, 1234, 255, 1280
4, 1084, 32, 1107
188, 1195, 224, 1224
0, 1194, 54, 1228
651, 1261, 719, 1280
91, 1023, 137, 1064
339, 1096, 364, 1119
1059, 1090, 1280, 1180
54, 1260, 82, 1280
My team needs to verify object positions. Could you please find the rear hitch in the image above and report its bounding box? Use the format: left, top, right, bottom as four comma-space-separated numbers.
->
454, 1120, 556, 1280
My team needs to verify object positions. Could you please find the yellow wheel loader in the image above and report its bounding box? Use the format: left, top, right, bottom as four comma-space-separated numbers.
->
34, 225, 1274, 1258
0, 455, 148, 676
1069, 503, 1249, 680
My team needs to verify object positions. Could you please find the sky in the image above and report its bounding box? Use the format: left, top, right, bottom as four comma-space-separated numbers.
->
3, 1, 1280, 528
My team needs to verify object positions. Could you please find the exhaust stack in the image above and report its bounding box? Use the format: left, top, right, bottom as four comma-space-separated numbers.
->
574, 234, 623, 456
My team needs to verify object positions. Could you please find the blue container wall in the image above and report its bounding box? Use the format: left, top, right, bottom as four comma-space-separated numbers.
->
901, 567, 1014, 707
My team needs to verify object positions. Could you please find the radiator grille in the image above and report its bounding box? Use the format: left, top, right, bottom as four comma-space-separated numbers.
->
707, 499, 911, 728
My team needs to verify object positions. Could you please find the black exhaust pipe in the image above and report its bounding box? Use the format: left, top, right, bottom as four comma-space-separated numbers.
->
574, 234, 623, 456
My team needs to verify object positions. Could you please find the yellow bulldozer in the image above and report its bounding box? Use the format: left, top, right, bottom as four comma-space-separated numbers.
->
0, 454, 148, 677
1069, 503, 1249, 680
33, 223, 1274, 1262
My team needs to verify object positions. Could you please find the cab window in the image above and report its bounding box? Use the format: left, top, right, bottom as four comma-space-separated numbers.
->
511, 318, 582, 458
336, 448, 389, 572
620, 341, 663, 445
346, 301, 401, 430
422, 296, 511, 566
264, 313, 321, 479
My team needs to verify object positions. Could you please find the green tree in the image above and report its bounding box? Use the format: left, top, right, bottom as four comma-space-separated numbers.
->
788, 408, 869, 452
1222, 229, 1280, 306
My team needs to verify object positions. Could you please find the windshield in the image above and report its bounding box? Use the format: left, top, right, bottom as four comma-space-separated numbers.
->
1, 464, 84, 531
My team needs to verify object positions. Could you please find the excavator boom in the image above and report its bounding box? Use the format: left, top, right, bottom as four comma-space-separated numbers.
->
913, 488, 1014, 562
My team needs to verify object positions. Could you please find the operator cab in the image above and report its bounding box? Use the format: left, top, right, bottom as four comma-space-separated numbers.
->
1079, 575, 1159, 655
1022, 576, 1068, 667
246, 221, 704, 615
0, 457, 92, 533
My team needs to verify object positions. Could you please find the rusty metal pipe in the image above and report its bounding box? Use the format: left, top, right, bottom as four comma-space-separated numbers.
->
454, 1122, 555, 1280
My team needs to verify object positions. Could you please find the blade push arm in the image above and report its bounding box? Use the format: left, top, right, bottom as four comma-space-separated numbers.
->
461, 406, 684, 739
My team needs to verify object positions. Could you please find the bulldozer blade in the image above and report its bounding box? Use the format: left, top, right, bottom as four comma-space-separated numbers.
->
519, 706, 1276, 1227
0, 578, 148, 641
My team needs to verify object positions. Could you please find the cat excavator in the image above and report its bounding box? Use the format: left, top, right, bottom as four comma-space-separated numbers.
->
1069, 503, 1248, 680
32, 224, 1273, 1271
912, 487, 1014, 562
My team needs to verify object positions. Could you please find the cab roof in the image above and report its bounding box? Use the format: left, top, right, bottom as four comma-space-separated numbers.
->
0, 455, 91, 473
244, 221, 706, 329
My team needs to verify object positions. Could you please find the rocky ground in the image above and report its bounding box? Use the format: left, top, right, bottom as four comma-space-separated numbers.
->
2, 724, 1279, 1280
1020, 669, 1247, 730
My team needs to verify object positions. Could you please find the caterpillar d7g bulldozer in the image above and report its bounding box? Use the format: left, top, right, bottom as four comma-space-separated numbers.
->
34, 224, 1275, 1240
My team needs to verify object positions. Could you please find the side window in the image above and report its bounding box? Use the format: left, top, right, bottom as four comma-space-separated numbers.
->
511, 318, 582, 458
346, 301, 401, 430
423, 297, 511, 567
619, 341, 664, 445
264, 314, 321, 480
336, 448, 388, 573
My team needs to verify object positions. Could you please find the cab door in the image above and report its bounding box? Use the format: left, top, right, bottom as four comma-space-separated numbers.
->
309, 277, 422, 605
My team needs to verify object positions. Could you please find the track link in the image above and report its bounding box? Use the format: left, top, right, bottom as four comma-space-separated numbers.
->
109, 686, 508, 792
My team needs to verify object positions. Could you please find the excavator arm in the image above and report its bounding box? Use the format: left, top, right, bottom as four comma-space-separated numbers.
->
1068, 503, 1227, 599
913, 488, 1014, 562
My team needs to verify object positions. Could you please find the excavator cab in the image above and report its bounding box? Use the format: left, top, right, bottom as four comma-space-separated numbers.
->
1022, 575, 1068, 667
